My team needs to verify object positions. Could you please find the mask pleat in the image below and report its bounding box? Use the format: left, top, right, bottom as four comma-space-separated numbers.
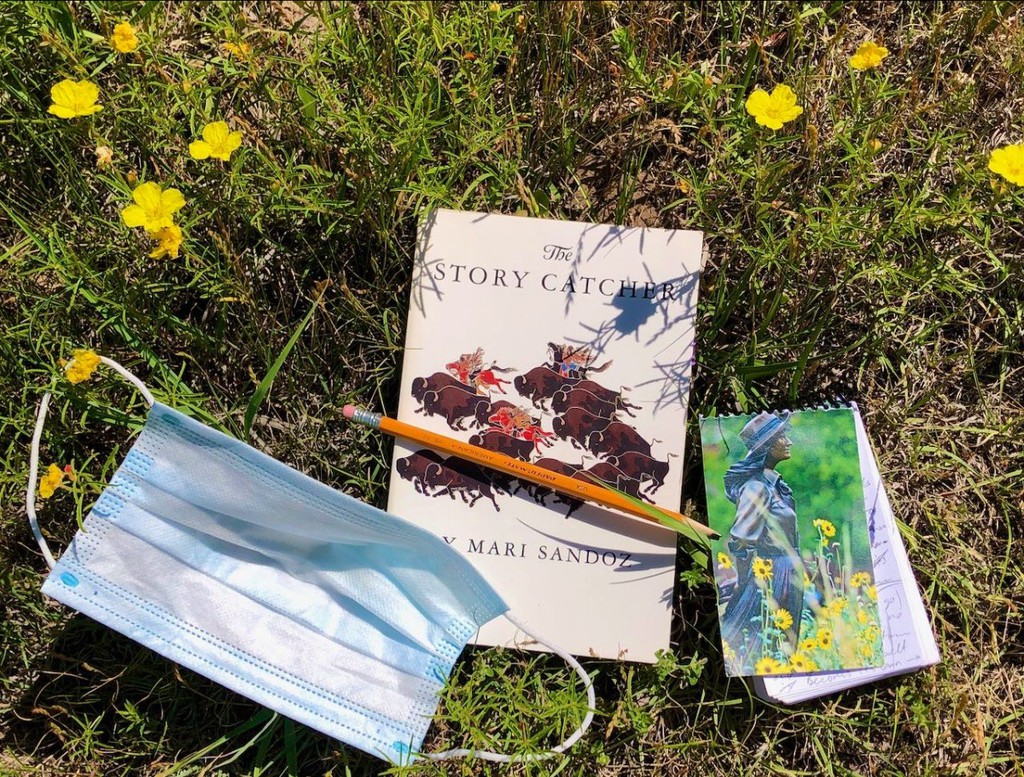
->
50, 516, 445, 745
137, 405, 505, 634
100, 469, 456, 673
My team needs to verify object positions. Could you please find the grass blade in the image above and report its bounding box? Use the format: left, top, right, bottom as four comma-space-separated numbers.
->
243, 286, 328, 440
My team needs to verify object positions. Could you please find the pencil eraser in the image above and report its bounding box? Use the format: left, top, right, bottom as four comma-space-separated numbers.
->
342, 404, 356, 419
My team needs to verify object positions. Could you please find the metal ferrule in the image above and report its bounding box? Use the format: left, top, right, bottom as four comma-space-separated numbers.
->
352, 407, 382, 429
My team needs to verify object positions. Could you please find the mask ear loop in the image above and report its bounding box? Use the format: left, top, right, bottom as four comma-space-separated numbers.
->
26, 356, 155, 569
425, 612, 596, 763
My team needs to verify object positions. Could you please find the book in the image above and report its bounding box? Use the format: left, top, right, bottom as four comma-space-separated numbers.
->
699, 403, 939, 696
386, 208, 703, 663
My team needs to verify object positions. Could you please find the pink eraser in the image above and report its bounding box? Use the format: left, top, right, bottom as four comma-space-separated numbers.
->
342, 404, 356, 419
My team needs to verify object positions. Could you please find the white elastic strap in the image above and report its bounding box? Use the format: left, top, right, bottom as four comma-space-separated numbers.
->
425, 612, 596, 763
25, 356, 154, 569
99, 355, 156, 406
26, 393, 57, 569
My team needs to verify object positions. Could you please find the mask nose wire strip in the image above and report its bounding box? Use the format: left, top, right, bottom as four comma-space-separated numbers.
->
425, 611, 596, 763
26, 357, 155, 569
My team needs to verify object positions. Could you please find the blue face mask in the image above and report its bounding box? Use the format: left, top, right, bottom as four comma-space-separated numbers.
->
27, 356, 594, 765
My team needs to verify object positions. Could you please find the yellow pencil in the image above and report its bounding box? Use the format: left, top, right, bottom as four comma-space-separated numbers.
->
343, 405, 717, 538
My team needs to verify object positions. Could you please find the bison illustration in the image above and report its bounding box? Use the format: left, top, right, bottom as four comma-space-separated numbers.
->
422, 457, 502, 511
572, 380, 636, 407
606, 450, 674, 494
417, 385, 490, 430
585, 421, 655, 459
551, 406, 615, 449
575, 461, 654, 503
411, 371, 473, 403
474, 399, 517, 429
467, 429, 535, 461
513, 366, 572, 409
396, 449, 447, 494
519, 457, 585, 517
551, 387, 638, 419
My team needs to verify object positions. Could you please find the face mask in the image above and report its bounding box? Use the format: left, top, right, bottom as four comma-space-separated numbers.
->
26, 356, 594, 765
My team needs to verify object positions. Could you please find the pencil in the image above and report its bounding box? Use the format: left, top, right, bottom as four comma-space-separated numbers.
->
343, 405, 717, 538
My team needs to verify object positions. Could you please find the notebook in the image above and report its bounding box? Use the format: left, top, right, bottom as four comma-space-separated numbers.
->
757, 406, 941, 702
699, 403, 939, 698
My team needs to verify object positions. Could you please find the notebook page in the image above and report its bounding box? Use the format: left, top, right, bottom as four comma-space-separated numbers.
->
757, 404, 940, 703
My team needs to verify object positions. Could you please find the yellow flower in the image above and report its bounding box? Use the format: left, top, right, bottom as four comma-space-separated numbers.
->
745, 84, 803, 130
94, 144, 114, 167
989, 145, 1024, 186
148, 224, 182, 259
717, 551, 732, 570
863, 625, 881, 643
813, 518, 836, 537
866, 585, 878, 602
816, 628, 833, 650
789, 652, 817, 672
850, 571, 872, 588
857, 609, 869, 625
800, 638, 819, 652
773, 608, 794, 631
38, 463, 64, 499
722, 640, 735, 660
111, 21, 139, 53
222, 41, 252, 58
827, 597, 848, 617
859, 642, 874, 658
752, 557, 773, 581
65, 349, 101, 384
48, 79, 102, 119
754, 656, 786, 675
121, 182, 186, 232
189, 121, 243, 161
850, 41, 889, 71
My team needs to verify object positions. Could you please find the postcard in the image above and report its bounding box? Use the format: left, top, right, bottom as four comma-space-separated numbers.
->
700, 407, 884, 676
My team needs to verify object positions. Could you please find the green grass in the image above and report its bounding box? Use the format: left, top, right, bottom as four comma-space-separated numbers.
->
1, 1, 1022, 774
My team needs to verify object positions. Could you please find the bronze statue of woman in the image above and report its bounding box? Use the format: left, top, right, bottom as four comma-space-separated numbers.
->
719, 411, 805, 670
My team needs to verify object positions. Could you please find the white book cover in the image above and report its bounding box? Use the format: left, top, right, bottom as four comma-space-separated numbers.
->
386, 209, 703, 662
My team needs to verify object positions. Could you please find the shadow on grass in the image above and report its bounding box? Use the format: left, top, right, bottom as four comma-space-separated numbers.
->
7, 614, 386, 776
